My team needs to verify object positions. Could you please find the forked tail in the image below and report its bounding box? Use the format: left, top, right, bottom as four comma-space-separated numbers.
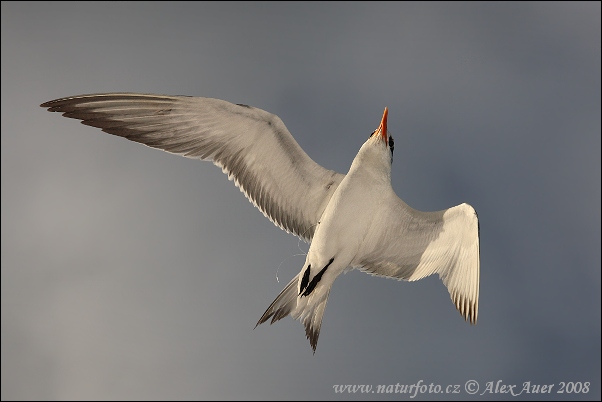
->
256, 273, 331, 352
256, 274, 300, 327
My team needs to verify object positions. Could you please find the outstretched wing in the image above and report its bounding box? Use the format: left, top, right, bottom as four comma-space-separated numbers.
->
41, 93, 344, 242
357, 201, 480, 324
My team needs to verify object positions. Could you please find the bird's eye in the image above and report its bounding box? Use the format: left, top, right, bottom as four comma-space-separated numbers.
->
389, 136, 394, 154
369, 130, 376, 139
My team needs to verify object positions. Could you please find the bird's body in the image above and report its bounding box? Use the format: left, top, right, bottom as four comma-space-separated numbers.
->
41, 93, 480, 352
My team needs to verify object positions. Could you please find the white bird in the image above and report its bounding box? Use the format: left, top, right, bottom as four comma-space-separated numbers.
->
41, 93, 480, 352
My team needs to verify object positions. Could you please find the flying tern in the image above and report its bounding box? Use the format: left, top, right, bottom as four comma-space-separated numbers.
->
41, 93, 480, 352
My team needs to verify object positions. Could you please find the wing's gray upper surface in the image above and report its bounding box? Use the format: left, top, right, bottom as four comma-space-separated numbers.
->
41, 93, 344, 242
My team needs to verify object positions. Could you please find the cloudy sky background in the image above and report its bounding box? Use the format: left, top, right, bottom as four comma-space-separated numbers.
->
2, 2, 600, 400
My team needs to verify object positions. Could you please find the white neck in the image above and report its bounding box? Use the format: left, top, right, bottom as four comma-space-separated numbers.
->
347, 137, 392, 184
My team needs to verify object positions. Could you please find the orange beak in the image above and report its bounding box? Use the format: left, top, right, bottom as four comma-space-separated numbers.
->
378, 107, 388, 144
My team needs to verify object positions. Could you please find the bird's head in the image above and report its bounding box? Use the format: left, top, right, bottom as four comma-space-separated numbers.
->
351, 107, 395, 177
368, 107, 394, 159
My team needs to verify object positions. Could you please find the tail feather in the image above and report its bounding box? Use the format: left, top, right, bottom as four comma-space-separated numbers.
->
302, 290, 330, 353
255, 274, 299, 327
256, 275, 332, 352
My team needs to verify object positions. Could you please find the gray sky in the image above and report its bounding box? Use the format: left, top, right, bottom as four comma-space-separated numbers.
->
2, 1, 600, 400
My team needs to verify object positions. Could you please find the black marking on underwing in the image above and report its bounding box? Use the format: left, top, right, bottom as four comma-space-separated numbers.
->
299, 264, 311, 295
301, 258, 334, 297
